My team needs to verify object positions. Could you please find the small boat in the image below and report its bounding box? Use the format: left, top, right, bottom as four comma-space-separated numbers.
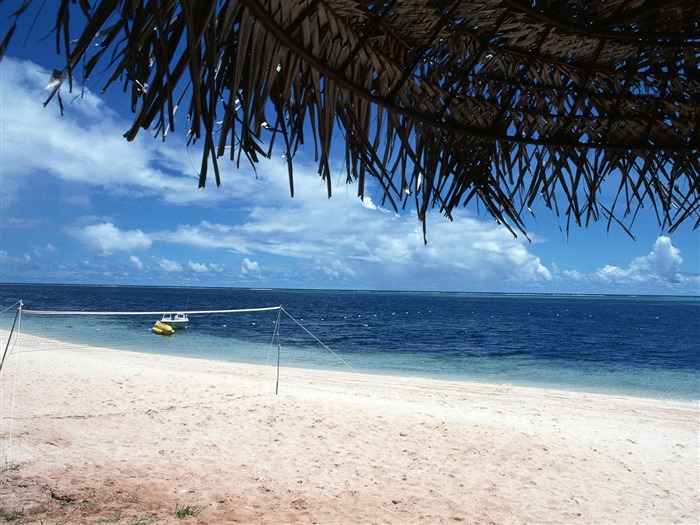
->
160, 312, 188, 329
152, 320, 175, 335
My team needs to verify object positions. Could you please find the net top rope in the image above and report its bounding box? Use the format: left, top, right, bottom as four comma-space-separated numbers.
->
20, 307, 282, 316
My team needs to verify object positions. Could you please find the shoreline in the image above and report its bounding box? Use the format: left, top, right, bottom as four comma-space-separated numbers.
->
1, 338, 699, 524
4, 328, 698, 402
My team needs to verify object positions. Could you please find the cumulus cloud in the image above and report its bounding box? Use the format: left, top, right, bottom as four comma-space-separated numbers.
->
564, 236, 699, 293
152, 257, 183, 272
188, 260, 225, 273
153, 210, 552, 289
70, 223, 152, 256
628, 236, 684, 280
595, 236, 683, 284
188, 261, 209, 272
138, 154, 554, 290
14, 58, 672, 291
241, 258, 260, 274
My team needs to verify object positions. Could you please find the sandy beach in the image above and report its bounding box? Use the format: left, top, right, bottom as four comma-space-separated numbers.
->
1, 336, 698, 524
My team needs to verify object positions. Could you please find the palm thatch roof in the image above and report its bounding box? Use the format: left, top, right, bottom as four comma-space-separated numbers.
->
2, 0, 699, 240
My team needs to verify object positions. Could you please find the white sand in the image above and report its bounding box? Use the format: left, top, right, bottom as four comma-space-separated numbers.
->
1, 337, 698, 524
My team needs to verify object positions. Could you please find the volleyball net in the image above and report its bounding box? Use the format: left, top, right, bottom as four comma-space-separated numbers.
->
0, 301, 354, 375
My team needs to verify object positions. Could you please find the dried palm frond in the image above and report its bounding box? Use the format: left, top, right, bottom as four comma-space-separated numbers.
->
2, 0, 699, 240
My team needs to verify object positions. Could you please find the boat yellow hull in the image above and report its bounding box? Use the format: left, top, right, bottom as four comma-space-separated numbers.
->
152, 320, 175, 335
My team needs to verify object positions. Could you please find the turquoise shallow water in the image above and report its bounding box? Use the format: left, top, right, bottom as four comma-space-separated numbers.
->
2, 284, 699, 400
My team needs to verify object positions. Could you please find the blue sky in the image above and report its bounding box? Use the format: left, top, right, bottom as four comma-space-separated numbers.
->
0, 8, 698, 295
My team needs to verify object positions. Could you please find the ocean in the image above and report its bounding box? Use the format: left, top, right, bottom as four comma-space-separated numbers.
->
1, 283, 698, 400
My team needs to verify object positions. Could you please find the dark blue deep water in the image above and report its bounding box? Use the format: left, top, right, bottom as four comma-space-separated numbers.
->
1, 284, 698, 400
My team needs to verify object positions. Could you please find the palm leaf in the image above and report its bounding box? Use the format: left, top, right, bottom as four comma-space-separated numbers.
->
2, 0, 698, 238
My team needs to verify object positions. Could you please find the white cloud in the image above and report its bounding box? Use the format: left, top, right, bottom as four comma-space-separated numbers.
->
152, 257, 183, 272
187, 260, 225, 273
564, 236, 699, 293
153, 209, 552, 290
153, 151, 545, 279
0, 57, 561, 291
130, 255, 144, 269
0, 58, 238, 207
155, 221, 251, 253
0, 250, 31, 265
321, 259, 357, 280
32, 243, 56, 257
593, 236, 683, 284
70, 223, 152, 256
628, 236, 684, 280
241, 258, 260, 274
188, 261, 209, 272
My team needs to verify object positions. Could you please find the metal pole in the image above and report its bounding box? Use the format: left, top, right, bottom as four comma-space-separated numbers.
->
0, 301, 22, 374
276, 343, 281, 395
274, 307, 282, 395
